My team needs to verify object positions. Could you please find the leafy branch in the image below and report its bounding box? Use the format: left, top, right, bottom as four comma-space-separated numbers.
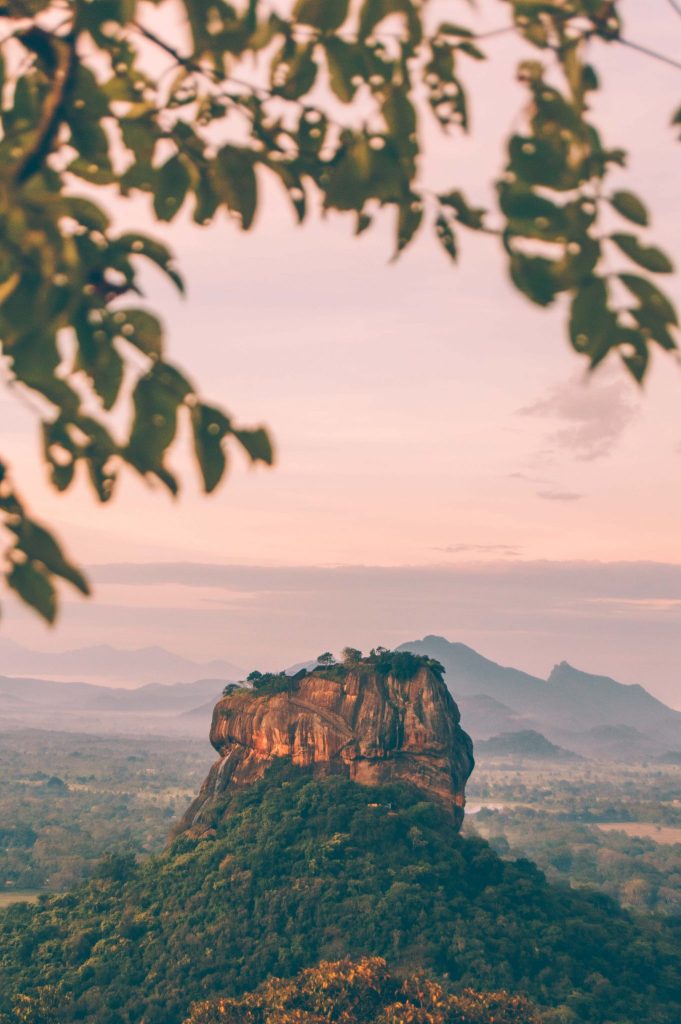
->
0, 0, 678, 623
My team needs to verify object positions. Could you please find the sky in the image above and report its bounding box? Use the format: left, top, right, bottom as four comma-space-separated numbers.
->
1, 2, 680, 704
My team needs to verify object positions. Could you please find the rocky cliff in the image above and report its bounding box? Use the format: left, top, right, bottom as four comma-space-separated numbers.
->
179, 660, 474, 834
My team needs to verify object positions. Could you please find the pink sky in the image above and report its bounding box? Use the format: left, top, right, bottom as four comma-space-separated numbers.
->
1, 2, 679, 702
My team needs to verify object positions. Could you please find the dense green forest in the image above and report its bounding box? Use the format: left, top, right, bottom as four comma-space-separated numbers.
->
466, 757, 681, 913
0, 732, 213, 893
1, 763, 680, 1024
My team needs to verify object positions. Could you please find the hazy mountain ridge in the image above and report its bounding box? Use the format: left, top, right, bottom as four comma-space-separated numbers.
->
0, 675, 229, 737
2, 635, 679, 757
0, 638, 241, 685
399, 636, 681, 756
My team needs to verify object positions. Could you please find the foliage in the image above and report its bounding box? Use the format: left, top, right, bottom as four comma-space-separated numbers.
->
367, 648, 445, 682
235, 648, 444, 691
183, 956, 542, 1024
467, 755, 681, 915
1, 764, 680, 1024
0, 730, 213, 894
316, 652, 336, 665
0, 987, 69, 1024
0, 0, 678, 621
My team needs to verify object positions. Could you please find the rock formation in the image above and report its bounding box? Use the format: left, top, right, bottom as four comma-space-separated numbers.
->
179, 660, 474, 834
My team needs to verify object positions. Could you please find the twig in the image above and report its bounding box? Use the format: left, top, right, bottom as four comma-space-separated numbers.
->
618, 35, 681, 72
15, 28, 77, 184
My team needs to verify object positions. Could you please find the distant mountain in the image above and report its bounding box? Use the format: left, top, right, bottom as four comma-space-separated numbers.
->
476, 729, 581, 760
0, 675, 229, 736
399, 636, 681, 757
455, 694, 529, 740
182, 698, 219, 718
0, 638, 241, 685
657, 751, 681, 765
573, 724, 659, 760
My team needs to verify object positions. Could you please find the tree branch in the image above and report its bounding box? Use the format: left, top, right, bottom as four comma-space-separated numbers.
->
15, 28, 77, 185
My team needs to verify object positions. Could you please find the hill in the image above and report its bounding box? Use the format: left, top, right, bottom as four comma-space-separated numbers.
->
398, 636, 681, 756
1, 766, 680, 1024
475, 730, 581, 760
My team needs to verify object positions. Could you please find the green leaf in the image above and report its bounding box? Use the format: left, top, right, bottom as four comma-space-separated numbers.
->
439, 190, 485, 230
233, 427, 274, 465
631, 307, 678, 352
611, 234, 674, 274
619, 274, 678, 326
67, 158, 117, 185
7, 561, 56, 623
153, 155, 190, 222
508, 135, 579, 192
273, 43, 318, 100
609, 191, 649, 227
42, 419, 76, 492
213, 146, 257, 229
382, 88, 417, 161
435, 215, 457, 261
74, 314, 124, 410
127, 364, 192, 486
119, 309, 164, 358
13, 521, 90, 595
510, 253, 557, 307
395, 201, 422, 255
359, 0, 421, 44
294, 0, 349, 31
617, 328, 649, 383
115, 233, 184, 292
324, 38, 361, 103
569, 277, 615, 366
191, 403, 232, 493
120, 111, 159, 163
61, 197, 111, 232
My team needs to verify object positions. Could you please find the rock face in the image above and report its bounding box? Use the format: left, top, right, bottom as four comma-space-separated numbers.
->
179, 664, 474, 834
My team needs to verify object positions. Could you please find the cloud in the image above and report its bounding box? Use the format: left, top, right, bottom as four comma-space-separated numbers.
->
537, 490, 583, 502
518, 373, 638, 461
508, 472, 551, 485
434, 543, 523, 557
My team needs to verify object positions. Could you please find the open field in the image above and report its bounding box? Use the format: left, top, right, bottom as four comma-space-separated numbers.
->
0, 892, 42, 907
596, 823, 681, 845
466, 756, 681, 912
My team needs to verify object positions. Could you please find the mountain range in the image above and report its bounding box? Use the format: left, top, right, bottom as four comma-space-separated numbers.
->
0, 638, 241, 685
1, 635, 680, 757
399, 636, 681, 757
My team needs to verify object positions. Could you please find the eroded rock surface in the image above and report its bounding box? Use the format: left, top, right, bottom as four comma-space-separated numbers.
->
179, 665, 474, 833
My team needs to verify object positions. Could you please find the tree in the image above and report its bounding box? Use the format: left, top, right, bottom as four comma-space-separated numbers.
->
316, 651, 336, 665
0, 988, 70, 1024
0, 0, 678, 623
342, 646, 363, 664
183, 956, 542, 1024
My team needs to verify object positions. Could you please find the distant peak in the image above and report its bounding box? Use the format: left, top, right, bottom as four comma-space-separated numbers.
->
419, 636, 477, 654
